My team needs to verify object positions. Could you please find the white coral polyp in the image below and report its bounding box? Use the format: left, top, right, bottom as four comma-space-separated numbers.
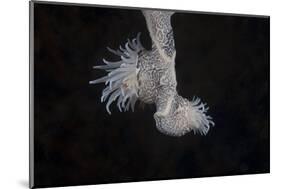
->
187, 97, 215, 135
89, 33, 144, 114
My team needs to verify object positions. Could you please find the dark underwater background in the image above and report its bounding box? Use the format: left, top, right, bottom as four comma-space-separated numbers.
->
32, 2, 269, 188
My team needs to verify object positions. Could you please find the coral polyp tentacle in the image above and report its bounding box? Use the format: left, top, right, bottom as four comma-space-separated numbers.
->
89, 34, 144, 114
187, 97, 215, 135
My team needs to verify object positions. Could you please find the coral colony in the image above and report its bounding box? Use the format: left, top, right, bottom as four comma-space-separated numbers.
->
90, 10, 214, 137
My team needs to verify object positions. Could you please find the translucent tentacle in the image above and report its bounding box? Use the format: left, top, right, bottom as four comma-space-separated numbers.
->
89, 33, 144, 114
188, 97, 215, 135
